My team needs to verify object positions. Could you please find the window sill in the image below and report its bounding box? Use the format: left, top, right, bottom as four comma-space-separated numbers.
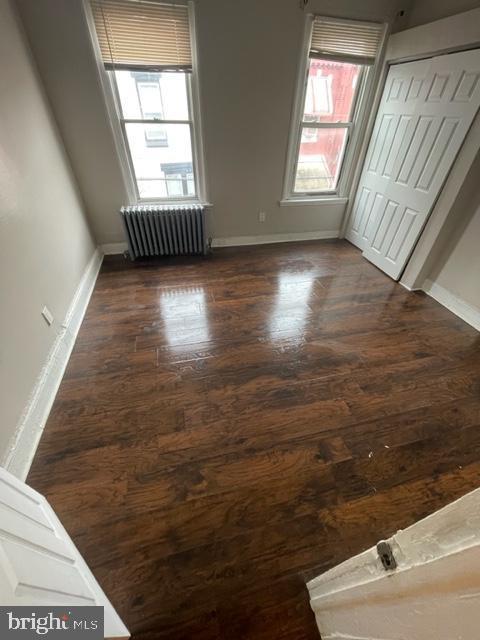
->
136, 200, 213, 208
279, 197, 348, 207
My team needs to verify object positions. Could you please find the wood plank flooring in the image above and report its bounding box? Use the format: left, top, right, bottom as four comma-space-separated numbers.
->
28, 240, 480, 639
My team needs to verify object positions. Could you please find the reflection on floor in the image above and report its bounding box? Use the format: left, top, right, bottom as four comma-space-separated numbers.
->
28, 240, 480, 640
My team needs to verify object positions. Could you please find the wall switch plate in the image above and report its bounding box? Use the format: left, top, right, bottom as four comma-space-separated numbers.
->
258, 211, 266, 223
41, 306, 54, 326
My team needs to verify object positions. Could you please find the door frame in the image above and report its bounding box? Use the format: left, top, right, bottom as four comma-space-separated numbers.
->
340, 8, 480, 289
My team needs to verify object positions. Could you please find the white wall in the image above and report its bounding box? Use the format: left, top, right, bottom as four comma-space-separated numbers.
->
192, 0, 400, 241
15, 0, 129, 245
0, 0, 96, 465
422, 153, 480, 330
16, 0, 408, 245
431, 202, 480, 310
387, 7, 480, 62
405, 0, 480, 29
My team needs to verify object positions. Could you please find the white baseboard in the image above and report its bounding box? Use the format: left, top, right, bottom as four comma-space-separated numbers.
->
423, 279, 480, 331
4, 248, 103, 480
101, 242, 128, 255
399, 281, 422, 292
211, 230, 339, 248
102, 233, 339, 253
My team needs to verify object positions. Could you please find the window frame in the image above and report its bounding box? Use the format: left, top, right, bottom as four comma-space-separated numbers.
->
83, 0, 208, 206
281, 14, 387, 205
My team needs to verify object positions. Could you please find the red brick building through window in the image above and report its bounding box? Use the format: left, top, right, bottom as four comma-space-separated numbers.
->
296, 59, 360, 192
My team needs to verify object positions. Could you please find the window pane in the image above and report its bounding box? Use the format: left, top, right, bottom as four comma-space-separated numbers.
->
115, 70, 189, 121
144, 124, 169, 148
124, 123, 195, 199
303, 59, 361, 124
294, 127, 347, 192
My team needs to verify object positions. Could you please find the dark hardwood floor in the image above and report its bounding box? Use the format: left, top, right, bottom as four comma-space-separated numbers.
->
28, 240, 480, 639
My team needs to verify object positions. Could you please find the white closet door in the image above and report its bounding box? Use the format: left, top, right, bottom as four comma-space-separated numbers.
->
346, 49, 480, 280
0, 466, 129, 638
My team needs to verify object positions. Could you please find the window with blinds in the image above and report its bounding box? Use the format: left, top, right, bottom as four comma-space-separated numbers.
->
282, 15, 386, 200
310, 17, 385, 66
89, 0, 203, 202
90, 0, 192, 71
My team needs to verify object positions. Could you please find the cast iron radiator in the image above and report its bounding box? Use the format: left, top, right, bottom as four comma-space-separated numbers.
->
120, 205, 207, 259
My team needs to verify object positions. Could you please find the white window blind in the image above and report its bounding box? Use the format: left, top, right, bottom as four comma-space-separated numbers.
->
310, 17, 384, 66
90, 0, 192, 71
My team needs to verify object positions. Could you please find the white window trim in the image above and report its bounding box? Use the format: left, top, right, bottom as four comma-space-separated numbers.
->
82, 0, 208, 206
281, 14, 388, 206
279, 196, 348, 207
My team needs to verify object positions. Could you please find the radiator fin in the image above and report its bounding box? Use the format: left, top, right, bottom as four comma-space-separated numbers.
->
120, 205, 207, 259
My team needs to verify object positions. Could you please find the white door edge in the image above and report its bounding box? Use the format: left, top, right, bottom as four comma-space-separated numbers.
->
0, 467, 130, 639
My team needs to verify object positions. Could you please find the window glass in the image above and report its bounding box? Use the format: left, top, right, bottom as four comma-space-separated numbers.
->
302, 59, 361, 124
294, 127, 348, 192
124, 123, 194, 199
137, 82, 163, 119
115, 71, 189, 121
144, 125, 168, 148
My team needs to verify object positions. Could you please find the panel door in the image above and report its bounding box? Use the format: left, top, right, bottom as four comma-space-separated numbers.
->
0, 466, 129, 638
346, 49, 480, 280
345, 58, 430, 252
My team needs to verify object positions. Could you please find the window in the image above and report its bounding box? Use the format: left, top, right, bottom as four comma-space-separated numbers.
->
115, 69, 194, 199
161, 162, 195, 196
89, 0, 204, 202
295, 58, 361, 192
283, 16, 386, 201
134, 73, 168, 147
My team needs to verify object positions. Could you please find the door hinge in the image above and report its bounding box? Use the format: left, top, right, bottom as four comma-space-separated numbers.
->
376, 540, 397, 571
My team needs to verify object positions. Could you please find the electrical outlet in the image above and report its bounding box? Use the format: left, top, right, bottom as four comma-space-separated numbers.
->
41, 306, 54, 326
258, 211, 266, 223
